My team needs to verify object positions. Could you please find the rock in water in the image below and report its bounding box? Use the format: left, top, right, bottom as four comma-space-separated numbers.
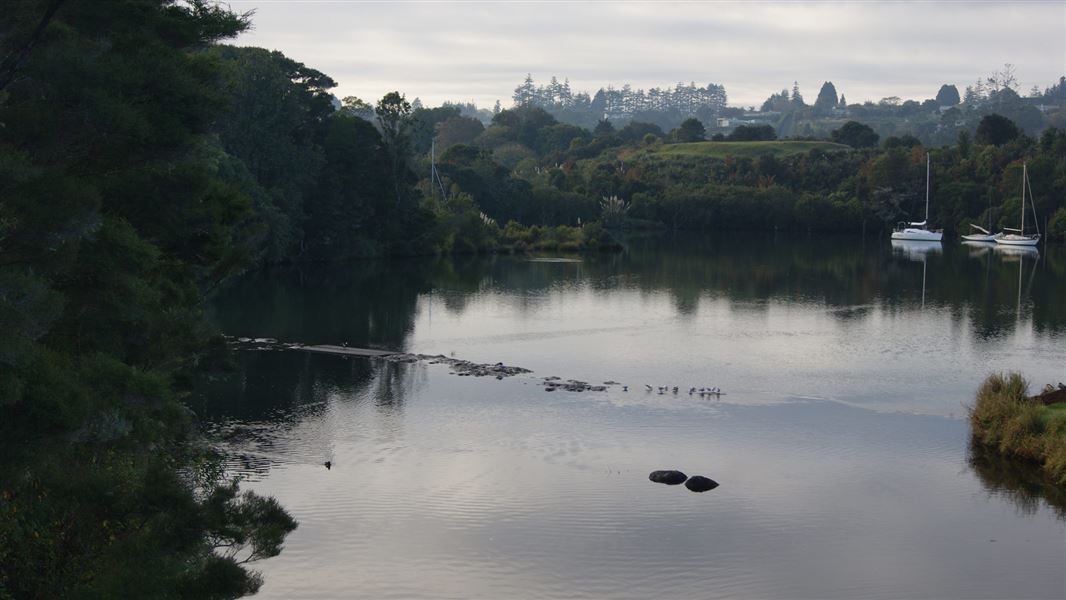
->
685, 476, 719, 492
648, 470, 688, 485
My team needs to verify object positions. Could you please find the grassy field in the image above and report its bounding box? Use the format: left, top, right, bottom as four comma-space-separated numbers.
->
656, 140, 852, 159
970, 372, 1066, 485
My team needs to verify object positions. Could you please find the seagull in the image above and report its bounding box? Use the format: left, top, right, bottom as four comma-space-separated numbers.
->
645, 384, 653, 391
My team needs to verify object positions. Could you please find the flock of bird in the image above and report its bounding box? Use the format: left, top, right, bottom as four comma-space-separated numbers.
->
642, 384, 722, 396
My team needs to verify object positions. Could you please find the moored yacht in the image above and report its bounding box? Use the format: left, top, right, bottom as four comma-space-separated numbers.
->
995, 162, 1041, 247
891, 154, 943, 242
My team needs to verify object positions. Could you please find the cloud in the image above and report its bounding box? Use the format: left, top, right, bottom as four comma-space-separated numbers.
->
230, 1, 1066, 108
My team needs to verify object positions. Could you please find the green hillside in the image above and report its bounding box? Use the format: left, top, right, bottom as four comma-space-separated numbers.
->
657, 140, 852, 159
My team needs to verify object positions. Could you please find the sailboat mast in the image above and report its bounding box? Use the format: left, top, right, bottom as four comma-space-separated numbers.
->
1026, 166, 1040, 236
925, 153, 931, 222
1021, 162, 1026, 234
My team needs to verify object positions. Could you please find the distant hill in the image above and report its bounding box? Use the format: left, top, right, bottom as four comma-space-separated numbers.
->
656, 140, 852, 159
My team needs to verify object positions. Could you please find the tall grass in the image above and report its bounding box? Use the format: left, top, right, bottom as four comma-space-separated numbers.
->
970, 372, 1066, 486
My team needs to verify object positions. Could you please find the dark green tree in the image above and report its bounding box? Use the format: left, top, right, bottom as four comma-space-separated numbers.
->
377, 92, 415, 205
619, 121, 664, 143
727, 124, 776, 141
435, 115, 485, 151
935, 84, 961, 106
814, 81, 839, 113
672, 118, 706, 142
831, 121, 879, 148
594, 119, 616, 137
211, 45, 337, 261
0, 1, 297, 598
790, 81, 806, 107
975, 113, 1020, 146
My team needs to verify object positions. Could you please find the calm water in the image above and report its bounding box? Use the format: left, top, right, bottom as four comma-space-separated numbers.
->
201, 234, 1066, 599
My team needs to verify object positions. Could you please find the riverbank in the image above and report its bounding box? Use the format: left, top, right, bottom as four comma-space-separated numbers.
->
969, 373, 1066, 485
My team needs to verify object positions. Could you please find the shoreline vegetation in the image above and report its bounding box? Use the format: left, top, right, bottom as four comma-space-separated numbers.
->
970, 373, 1066, 486
2, 1, 1065, 598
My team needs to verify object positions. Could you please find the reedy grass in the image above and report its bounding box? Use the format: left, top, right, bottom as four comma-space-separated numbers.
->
969, 372, 1066, 486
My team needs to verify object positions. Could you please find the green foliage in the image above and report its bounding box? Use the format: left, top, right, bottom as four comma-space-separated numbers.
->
657, 140, 847, 159
831, 121, 879, 148
814, 81, 839, 113
594, 119, 616, 137
0, 2, 297, 597
976, 113, 1021, 146
210, 46, 336, 262
727, 124, 776, 141
970, 373, 1066, 485
672, 118, 706, 142
935, 84, 961, 106
435, 115, 485, 150
1049, 207, 1066, 240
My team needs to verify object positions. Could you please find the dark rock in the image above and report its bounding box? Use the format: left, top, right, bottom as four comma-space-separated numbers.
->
649, 470, 687, 485
684, 476, 719, 492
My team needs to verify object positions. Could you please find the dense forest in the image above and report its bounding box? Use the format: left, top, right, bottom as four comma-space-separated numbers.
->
2, 1, 1066, 598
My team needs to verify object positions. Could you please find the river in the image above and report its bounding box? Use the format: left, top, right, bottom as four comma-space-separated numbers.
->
199, 233, 1066, 599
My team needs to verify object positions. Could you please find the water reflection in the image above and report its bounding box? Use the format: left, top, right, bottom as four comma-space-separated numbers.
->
968, 440, 1066, 520
201, 234, 1066, 597
213, 234, 1065, 344
197, 354, 1066, 599
195, 350, 424, 480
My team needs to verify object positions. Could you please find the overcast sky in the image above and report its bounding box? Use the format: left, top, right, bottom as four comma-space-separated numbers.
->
229, 1, 1066, 110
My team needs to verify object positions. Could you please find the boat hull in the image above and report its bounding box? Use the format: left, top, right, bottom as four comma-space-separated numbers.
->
891, 228, 943, 242
961, 233, 998, 242
996, 234, 1040, 246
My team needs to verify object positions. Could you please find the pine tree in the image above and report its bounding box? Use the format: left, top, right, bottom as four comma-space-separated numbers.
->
790, 81, 806, 107
513, 73, 535, 106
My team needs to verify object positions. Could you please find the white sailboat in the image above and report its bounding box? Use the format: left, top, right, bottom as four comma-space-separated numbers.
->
961, 189, 999, 242
995, 162, 1041, 247
891, 154, 943, 242
961, 224, 999, 242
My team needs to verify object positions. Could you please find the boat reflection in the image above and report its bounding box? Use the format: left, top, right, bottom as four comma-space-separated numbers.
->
961, 240, 996, 258
994, 244, 1040, 260
890, 238, 942, 262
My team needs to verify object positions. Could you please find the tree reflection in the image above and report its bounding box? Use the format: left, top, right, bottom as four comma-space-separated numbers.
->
968, 440, 1066, 521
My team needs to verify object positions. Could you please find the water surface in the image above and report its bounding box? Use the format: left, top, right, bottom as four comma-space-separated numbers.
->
202, 234, 1066, 599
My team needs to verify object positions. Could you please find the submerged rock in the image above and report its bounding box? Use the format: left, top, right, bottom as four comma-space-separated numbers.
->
684, 476, 719, 492
649, 470, 688, 485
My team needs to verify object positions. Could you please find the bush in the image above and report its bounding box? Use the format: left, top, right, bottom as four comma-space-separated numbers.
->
970, 372, 1066, 485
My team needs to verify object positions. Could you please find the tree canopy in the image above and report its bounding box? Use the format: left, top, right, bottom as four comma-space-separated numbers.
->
935, 84, 961, 106
672, 118, 707, 142
976, 113, 1021, 146
831, 121, 880, 148
815, 81, 839, 113
727, 124, 776, 141
0, 2, 297, 597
